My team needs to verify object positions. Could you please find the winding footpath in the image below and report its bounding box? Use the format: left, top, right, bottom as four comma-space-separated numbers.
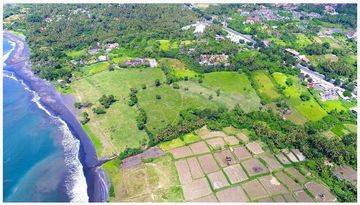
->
3, 30, 109, 202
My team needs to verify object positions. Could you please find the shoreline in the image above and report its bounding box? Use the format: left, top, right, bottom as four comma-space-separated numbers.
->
3, 30, 109, 202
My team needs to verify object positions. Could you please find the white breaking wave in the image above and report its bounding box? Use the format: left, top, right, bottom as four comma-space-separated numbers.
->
3, 71, 89, 202
3, 39, 16, 66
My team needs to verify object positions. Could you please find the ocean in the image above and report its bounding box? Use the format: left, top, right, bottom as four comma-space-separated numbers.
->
3, 38, 88, 202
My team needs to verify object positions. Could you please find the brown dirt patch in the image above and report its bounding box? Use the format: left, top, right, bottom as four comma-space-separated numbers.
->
232, 146, 252, 161
196, 126, 210, 139
293, 190, 313, 202
189, 194, 218, 202
242, 179, 269, 200
274, 171, 302, 192
282, 193, 296, 202
241, 158, 269, 177
197, 154, 220, 174
121, 147, 165, 169
283, 150, 298, 162
258, 153, 283, 172
216, 186, 249, 202
305, 181, 336, 202
332, 165, 357, 186
236, 132, 249, 143
189, 141, 210, 155
213, 149, 237, 167
182, 177, 212, 201
291, 149, 306, 161
257, 197, 273, 202
246, 141, 264, 155
275, 152, 291, 165
187, 157, 204, 179
170, 146, 193, 159
207, 171, 230, 190
284, 167, 306, 184
175, 159, 192, 185
258, 175, 288, 195
206, 137, 226, 149
223, 136, 239, 146
223, 164, 248, 184
272, 194, 286, 202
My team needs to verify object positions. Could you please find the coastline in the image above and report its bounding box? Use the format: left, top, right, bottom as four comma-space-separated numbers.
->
3, 30, 109, 202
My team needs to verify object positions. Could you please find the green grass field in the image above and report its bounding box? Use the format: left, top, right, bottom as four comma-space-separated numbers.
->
331, 124, 350, 137
293, 33, 312, 49
202, 72, 261, 112
137, 85, 219, 134
66, 49, 87, 59
70, 68, 165, 156
272, 72, 327, 122
159, 58, 197, 78
251, 70, 281, 101
158, 40, 178, 52
321, 100, 346, 112
82, 62, 110, 75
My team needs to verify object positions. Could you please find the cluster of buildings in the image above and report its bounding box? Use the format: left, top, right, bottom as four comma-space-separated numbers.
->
122, 58, 157, 68
285, 48, 310, 63
199, 54, 229, 66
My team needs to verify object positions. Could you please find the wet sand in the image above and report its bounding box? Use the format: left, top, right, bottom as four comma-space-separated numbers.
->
3, 30, 109, 202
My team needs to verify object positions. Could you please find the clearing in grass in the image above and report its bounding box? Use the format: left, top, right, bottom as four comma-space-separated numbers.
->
251, 70, 281, 102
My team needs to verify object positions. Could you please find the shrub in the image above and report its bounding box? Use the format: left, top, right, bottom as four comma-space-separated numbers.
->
285, 78, 293, 86
80, 112, 90, 124
156, 94, 161, 100
155, 79, 161, 87
141, 84, 147, 89
74, 102, 82, 109
300, 93, 311, 101
99, 94, 116, 108
173, 83, 180, 89
92, 107, 106, 114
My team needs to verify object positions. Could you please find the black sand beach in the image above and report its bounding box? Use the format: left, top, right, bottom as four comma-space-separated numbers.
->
4, 30, 109, 202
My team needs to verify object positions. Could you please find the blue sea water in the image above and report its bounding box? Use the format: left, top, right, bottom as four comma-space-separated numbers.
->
3, 38, 72, 201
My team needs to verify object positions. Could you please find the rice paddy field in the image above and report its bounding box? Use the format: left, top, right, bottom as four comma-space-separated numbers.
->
82, 62, 110, 75
158, 40, 179, 52
272, 72, 327, 122
251, 70, 281, 102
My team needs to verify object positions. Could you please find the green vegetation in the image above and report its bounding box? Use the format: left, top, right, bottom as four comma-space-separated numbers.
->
83, 62, 110, 75
251, 70, 281, 102
272, 72, 327, 121
138, 85, 219, 134
202, 72, 261, 112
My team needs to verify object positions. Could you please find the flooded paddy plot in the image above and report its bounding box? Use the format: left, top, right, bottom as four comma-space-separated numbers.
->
182, 177, 212, 201
223, 164, 248, 184
207, 171, 230, 190
275, 152, 291, 165
206, 137, 226, 149
305, 181, 336, 202
258, 153, 283, 172
170, 146, 193, 159
232, 146, 252, 161
187, 157, 204, 179
213, 149, 238, 167
274, 171, 303, 191
258, 175, 288, 195
242, 179, 269, 200
246, 141, 264, 155
175, 159, 192, 185
293, 190, 313, 202
215, 186, 249, 202
223, 135, 239, 145
190, 194, 218, 202
189, 141, 210, 155
241, 158, 269, 177
284, 167, 307, 184
197, 153, 220, 174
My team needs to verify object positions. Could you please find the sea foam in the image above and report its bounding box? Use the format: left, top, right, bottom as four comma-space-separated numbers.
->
4, 71, 89, 202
